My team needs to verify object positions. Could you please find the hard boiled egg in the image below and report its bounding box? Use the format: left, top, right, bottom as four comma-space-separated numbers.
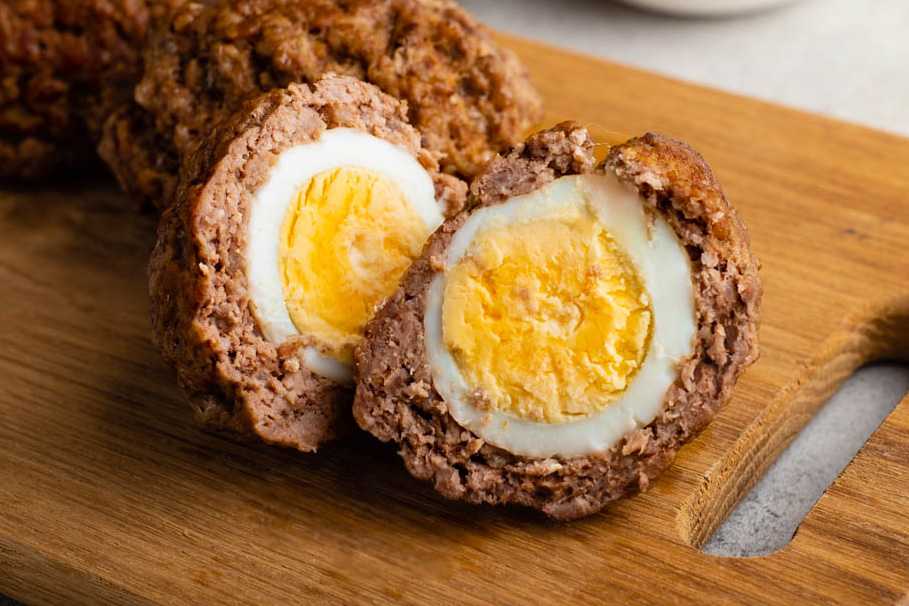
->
247, 128, 444, 383
424, 172, 696, 458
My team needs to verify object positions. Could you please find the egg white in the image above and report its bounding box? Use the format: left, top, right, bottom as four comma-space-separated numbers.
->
424, 173, 696, 458
246, 127, 444, 383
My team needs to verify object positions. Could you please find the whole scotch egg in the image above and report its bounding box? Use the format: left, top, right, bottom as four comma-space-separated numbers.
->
101, 0, 543, 209
353, 123, 762, 519
149, 76, 466, 451
0, 0, 148, 179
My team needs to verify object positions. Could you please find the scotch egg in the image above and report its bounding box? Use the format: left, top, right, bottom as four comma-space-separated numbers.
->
1, 0, 148, 179
103, 0, 543, 209
149, 76, 466, 451
424, 171, 696, 459
353, 123, 762, 520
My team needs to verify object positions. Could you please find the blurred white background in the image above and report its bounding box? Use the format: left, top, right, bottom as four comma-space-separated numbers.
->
461, 0, 909, 136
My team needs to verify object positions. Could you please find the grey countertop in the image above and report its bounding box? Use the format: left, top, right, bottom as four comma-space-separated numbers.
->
461, 0, 909, 137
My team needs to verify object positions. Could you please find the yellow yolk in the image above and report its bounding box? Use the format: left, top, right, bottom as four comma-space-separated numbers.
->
441, 207, 653, 424
279, 167, 430, 364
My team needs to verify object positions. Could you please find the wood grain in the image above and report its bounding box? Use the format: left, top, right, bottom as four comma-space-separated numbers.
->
1, 36, 908, 604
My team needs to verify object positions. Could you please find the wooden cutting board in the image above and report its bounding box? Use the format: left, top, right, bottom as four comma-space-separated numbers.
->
1, 35, 908, 605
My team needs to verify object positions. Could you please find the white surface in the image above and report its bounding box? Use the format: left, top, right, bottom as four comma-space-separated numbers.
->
461, 0, 909, 137
621, 0, 800, 17
424, 174, 695, 458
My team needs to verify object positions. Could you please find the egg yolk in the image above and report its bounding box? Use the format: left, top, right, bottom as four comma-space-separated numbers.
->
279, 167, 430, 364
441, 206, 653, 424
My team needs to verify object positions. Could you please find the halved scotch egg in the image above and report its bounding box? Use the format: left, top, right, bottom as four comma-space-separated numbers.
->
149, 76, 466, 451
353, 123, 762, 520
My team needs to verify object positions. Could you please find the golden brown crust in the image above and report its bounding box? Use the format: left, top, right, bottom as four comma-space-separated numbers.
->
149, 75, 467, 451
0, 0, 148, 180
353, 123, 762, 520
102, 0, 542, 208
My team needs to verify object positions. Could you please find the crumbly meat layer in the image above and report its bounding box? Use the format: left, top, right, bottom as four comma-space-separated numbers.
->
100, 0, 542, 208
0, 0, 148, 179
149, 75, 466, 451
353, 122, 762, 520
